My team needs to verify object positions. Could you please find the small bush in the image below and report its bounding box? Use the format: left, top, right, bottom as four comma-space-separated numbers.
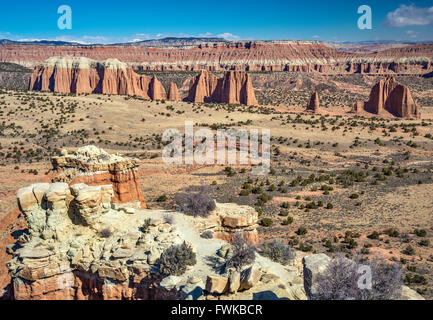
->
225, 233, 256, 271
314, 255, 402, 300
174, 191, 216, 217
156, 194, 168, 202
384, 228, 400, 237
414, 229, 427, 237
282, 217, 293, 225
296, 227, 308, 235
368, 231, 380, 240
200, 230, 214, 239
260, 240, 296, 265
142, 218, 152, 233
403, 245, 415, 256
158, 242, 197, 276
261, 218, 273, 227
99, 228, 112, 238
163, 214, 174, 224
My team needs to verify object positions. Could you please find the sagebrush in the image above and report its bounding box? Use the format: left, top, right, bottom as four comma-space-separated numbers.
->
158, 241, 197, 276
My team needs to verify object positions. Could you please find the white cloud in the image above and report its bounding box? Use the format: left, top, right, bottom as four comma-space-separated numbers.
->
217, 33, 241, 41
405, 30, 419, 39
312, 35, 320, 39
384, 4, 433, 27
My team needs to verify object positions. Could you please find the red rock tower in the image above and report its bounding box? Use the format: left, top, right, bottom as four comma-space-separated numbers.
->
306, 91, 320, 113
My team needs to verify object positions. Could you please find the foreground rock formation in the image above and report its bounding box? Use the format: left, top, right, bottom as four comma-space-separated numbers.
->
305, 91, 320, 113
350, 76, 420, 118
9, 181, 305, 300
29, 57, 166, 100
187, 70, 258, 106
51, 145, 146, 208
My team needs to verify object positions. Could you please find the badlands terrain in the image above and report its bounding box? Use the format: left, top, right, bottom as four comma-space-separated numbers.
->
0, 38, 432, 300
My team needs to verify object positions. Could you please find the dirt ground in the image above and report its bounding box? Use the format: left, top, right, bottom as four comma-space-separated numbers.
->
0, 85, 432, 298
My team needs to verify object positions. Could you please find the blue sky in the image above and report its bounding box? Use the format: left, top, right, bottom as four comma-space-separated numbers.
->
0, 1, 432, 43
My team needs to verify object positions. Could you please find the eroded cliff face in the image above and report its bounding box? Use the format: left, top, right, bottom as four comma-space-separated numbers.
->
364, 76, 420, 118
28, 57, 165, 100
51, 145, 146, 208
167, 82, 181, 101
187, 70, 258, 106
2, 41, 432, 74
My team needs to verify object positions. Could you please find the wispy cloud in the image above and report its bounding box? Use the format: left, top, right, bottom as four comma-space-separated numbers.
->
384, 4, 433, 27
406, 30, 419, 39
217, 33, 241, 41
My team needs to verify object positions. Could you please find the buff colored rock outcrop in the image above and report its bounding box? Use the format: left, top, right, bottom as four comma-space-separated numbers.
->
197, 202, 259, 244
29, 57, 165, 100
364, 76, 420, 118
9, 181, 307, 300
51, 145, 146, 208
187, 70, 258, 106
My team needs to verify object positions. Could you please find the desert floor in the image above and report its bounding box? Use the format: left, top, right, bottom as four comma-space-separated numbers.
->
0, 85, 432, 298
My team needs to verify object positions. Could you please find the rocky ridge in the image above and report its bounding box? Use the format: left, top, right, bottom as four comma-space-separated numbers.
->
9, 179, 304, 300
2, 41, 432, 74
28, 57, 177, 101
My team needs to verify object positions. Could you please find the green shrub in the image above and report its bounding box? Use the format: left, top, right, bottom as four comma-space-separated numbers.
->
261, 218, 273, 227
260, 240, 296, 265
158, 242, 197, 276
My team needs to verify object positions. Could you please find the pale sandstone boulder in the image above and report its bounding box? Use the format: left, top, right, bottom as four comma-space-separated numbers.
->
401, 285, 425, 300
302, 253, 331, 298
45, 182, 70, 210
228, 271, 241, 293
239, 265, 262, 291
205, 275, 229, 294
17, 185, 37, 212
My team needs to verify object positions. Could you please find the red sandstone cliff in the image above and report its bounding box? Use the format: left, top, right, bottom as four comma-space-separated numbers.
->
364, 76, 420, 118
306, 91, 320, 113
167, 82, 181, 101
3, 41, 432, 74
29, 57, 164, 100
187, 70, 258, 106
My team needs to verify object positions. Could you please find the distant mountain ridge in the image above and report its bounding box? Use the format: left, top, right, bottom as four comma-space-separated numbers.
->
1, 37, 431, 48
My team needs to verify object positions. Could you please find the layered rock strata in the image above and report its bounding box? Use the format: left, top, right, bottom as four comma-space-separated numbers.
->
2, 41, 432, 75
51, 145, 146, 208
9, 182, 305, 300
29, 57, 166, 100
202, 202, 259, 245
